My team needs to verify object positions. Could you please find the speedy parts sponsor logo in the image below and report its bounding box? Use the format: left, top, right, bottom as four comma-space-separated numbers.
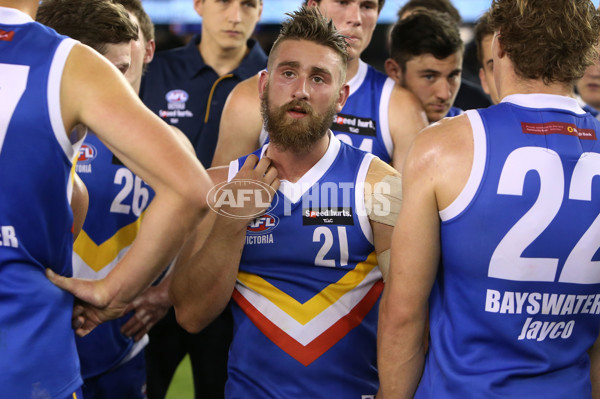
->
207, 179, 278, 219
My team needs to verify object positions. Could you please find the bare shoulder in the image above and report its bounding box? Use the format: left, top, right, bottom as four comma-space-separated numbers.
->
389, 84, 428, 127
228, 74, 260, 106
390, 84, 424, 112
388, 84, 428, 170
417, 113, 473, 155
408, 114, 474, 209
213, 74, 262, 167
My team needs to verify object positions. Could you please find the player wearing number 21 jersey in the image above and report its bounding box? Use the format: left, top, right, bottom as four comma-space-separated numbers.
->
170, 7, 400, 397
226, 135, 394, 397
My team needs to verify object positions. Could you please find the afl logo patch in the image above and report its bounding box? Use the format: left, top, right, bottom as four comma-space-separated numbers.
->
165, 89, 189, 103
78, 144, 97, 163
247, 213, 279, 235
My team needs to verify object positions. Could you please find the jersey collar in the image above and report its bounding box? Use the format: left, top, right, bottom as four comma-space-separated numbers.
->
502, 93, 586, 114
345, 59, 368, 97
0, 6, 34, 24
262, 132, 342, 204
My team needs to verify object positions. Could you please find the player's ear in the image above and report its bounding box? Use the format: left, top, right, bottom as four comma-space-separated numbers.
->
257, 0, 263, 19
385, 58, 402, 84
193, 0, 204, 17
336, 84, 350, 112
306, 0, 319, 7
258, 70, 269, 99
479, 67, 490, 96
144, 39, 155, 64
493, 31, 505, 59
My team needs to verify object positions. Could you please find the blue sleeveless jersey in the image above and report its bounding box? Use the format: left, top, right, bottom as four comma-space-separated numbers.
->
226, 135, 383, 398
0, 7, 82, 398
417, 94, 600, 398
331, 60, 394, 163
445, 106, 463, 118
73, 133, 154, 379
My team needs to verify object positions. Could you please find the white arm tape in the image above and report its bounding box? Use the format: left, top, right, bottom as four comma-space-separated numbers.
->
367, 174, 402, 226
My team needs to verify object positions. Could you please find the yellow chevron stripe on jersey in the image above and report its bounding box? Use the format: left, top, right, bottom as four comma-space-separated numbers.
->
68, 155, 78, 205
73, 213, 144, 272
236, 252, 378, 324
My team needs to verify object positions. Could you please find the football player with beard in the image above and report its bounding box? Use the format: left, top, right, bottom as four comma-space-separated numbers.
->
170, 6, 401, 398
211, 0, 427, 172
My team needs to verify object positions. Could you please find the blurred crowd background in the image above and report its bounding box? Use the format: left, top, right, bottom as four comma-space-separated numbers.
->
141, 0, 520, 88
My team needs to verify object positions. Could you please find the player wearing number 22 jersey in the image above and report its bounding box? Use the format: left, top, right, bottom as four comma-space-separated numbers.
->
418, 94, 600, 398
72, 133, 154, 382
0, 7, 83, 398
226, 135, 384, 398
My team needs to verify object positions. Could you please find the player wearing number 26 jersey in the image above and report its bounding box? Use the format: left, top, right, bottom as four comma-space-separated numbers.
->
72, 133, 154, 381
226, 136, 383, 398
0, 7, 83, 398
418, 94, 600, 398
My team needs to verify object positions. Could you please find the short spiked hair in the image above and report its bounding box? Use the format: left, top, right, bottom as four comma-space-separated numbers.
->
268, 6, 349, 83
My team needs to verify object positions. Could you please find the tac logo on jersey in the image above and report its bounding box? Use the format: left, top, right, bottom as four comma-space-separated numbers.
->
165, 89, 189, 103
247, 213, 279, 235
0, 29, 15, 42
78, 144, 97, 163
331, 113, 376, 137
302, 207, 354, 226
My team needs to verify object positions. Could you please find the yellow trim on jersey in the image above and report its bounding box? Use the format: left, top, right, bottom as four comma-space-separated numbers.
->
236, 252, 378, 325
68, 156, 78, 205
73, 214, 144, 272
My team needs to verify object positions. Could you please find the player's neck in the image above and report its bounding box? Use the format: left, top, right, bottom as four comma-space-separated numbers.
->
345, 57, 360, 84
198, 36, 248, 77
265, 133, 331, 183
1, 1, 37, 17
497, 58, 572, 99
499, 72, 572, 99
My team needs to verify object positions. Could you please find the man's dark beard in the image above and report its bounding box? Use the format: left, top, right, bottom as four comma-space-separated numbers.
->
261, 83, 338, 153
